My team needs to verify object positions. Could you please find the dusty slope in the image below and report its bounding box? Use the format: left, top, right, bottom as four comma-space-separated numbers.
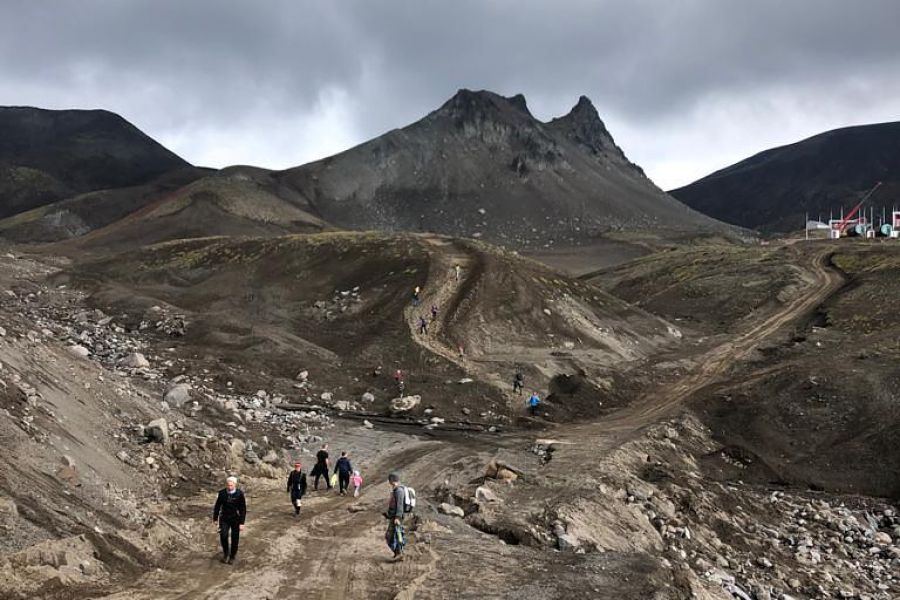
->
0, 167, 208, 243
3, 238, 900, 599
0, 106, 190, 218
57, 166, 329, 252
279, 90, 727, 248
670, 121, 900, 232
63, 232, 680, 423
589, 241, 815, 336
694, 243, 900, 498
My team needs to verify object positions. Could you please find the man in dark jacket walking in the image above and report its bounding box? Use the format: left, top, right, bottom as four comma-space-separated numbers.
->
311, 444, 331, 490
384, 472, 407, 560
286, 462, 307, 516
212, 476, 246, 564
334, 451, 353, 496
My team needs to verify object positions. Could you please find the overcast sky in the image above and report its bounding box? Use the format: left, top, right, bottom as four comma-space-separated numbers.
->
1, 1, 898, 189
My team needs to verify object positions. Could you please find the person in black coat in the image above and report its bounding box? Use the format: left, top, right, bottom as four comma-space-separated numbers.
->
311, 444, 331, 490
333, 451, 353, 496
212, 476, 247, 564
286, 462, 307, 515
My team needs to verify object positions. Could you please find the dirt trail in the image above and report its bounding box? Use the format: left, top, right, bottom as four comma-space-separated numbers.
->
403, 236, 511, 394
99, 431, 494, 600
549, 248, 845, 444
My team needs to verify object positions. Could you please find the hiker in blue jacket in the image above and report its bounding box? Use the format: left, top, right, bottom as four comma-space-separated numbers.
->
528, 392, 541, 417
334, 451, 354, 496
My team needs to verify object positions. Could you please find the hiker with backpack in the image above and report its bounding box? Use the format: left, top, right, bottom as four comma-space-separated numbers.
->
212, 476, 246, 565
311, 444, 332, 490
418, 316, 428, 335
528, 391, 541, 416
384, 472, 415, 560
513, 370, 525, 395
334, 451, 354, 496
286, 461, 307, 516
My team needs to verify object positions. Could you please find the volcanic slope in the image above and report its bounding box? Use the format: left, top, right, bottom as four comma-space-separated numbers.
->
0, 106, 191, 219
278, 90, 728, 248
69, 232, 683, 423
57, 166, 329, 252
0, 167, 207, 244
670, 121, 900, 232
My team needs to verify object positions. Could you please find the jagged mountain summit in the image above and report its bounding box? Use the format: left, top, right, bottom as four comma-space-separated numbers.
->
669, 121, 900, 232
0, 92, 730, 249
278, 90, 726, 247
0, 106, 193, 220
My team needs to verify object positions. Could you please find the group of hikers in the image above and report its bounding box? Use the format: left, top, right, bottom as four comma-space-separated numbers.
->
213, 443, 415, 564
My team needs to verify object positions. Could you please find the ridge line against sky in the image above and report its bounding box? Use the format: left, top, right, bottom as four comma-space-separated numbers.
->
1, 0, 898, 189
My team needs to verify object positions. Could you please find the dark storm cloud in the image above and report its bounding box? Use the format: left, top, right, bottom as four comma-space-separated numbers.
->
1, 0, 898, 187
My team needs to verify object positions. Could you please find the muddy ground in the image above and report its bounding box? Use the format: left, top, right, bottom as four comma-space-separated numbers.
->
1, 237, 899, 599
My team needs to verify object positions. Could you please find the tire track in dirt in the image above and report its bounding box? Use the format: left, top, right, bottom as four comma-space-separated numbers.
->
549, 248, 845, 445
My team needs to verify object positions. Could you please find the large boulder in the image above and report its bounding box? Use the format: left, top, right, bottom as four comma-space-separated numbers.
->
121, 353, 149, 368
145, 418, 169, 444
474, 486, 500, 504
390, 395, 421, 413
67, 345, 90, 359
438, 503, 465, 518
484, 459, 522, 481
164, 383, 191, 408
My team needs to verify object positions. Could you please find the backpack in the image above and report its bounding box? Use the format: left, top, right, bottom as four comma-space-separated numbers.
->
401, 485, 417, 513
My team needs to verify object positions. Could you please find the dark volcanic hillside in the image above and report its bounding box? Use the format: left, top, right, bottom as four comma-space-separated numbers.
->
279, 90, 725, 247
0, 106, 191, 218
670, 121, 900, 232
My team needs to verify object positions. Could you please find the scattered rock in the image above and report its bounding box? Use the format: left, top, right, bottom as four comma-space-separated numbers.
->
390, 395, 421, 413
557, 532, 581, 551
362, 420, 374, 429
67, 345, 90, 359
121, 353, 149, 368
439, 503, 465, 518
474, 486, 499, 504
145, 418, 169, 444
873, 531, 892, 545
164, 383, 191, 408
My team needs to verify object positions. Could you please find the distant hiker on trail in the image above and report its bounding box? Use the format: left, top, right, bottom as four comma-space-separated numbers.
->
418, 316, 428, 335
311, 444, 331, 490
286, 462, 307, 516
412, 286, 421, 306
528, 392, 541, 416
513, 370, 525, 395
212, 476, 246, 565
431, 304, 438, 322
334, 451, 354, 496
384, 472, 408, 560
454, 264, 461, 282
394, 368, 403, 384
351, 470, 363, 497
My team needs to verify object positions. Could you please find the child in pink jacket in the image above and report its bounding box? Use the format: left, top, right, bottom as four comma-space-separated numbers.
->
351, 470, 363, 497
